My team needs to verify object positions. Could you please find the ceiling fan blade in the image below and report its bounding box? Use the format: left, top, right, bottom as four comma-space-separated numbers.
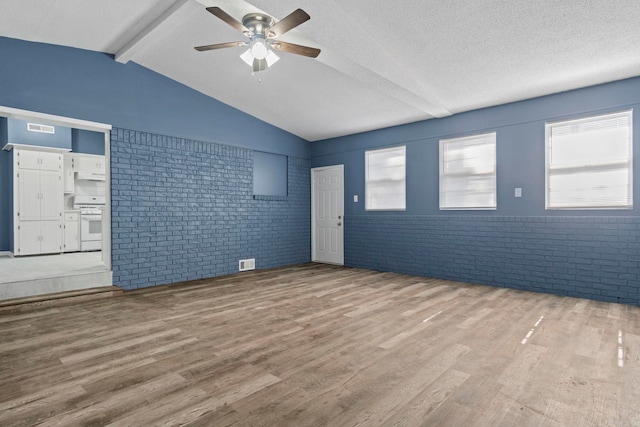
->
267, 9, 310, 38
253, 58, 267, 73
194, 41, 247, 52
206, 6, 250, 34
272, 41, 320, 58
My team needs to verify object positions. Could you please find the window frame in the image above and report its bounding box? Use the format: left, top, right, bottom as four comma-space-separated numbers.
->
365, 145, 406, 211
545, 110, 633, 210
439, 132, 497, 211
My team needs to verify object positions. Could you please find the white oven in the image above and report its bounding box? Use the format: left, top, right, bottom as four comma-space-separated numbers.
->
80, 212, 102, 250
74, 195, 105, 251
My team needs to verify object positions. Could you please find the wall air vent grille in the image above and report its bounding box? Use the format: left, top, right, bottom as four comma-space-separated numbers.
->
239, 258, 256, 271
27, 123, 55, 134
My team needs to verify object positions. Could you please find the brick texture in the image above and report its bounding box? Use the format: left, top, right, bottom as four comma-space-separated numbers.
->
110, 128, 310, 290
345, 215, 640, 305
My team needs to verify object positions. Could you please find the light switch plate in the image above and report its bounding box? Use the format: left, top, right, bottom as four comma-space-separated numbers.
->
515, 188, 522, 198
353, 195, 359, 202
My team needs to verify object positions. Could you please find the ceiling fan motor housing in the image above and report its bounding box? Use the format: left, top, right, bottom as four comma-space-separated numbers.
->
242, 13, 274, 38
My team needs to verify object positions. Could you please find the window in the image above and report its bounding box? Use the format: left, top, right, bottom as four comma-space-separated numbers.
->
365, 146, 406, 210
546, 110, 632, 209
440, 132, 496, 210
253, 151, 287, 197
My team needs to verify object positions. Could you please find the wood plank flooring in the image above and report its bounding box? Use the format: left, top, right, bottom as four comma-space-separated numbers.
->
1, 263, 639, 426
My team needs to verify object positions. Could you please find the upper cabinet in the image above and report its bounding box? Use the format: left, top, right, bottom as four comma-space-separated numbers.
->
18, 149, 63, 172
74, 153, 106, 175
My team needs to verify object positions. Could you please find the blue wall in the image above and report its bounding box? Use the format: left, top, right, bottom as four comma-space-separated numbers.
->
253, 151, 288, 197
72, 129, 105, 155
111, 129, 310, 290
6, 118, 71, 149
0, 36, 309, 158
312, 77, 640, 305
0, 37, 312, 282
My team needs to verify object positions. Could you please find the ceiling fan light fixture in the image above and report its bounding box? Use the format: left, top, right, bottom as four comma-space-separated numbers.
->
250, 38, 268, 60
198, 7, 320, 75
265, 49, 280, 67
240, 48, 253, 67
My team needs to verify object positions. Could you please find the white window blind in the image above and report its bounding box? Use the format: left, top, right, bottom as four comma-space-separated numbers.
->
365, 146, 406, 210
546, 110, 633, 209
440, 132, 496, 210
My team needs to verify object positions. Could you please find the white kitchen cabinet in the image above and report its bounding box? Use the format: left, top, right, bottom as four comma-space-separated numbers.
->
63, 153, 75, 194
17, 149, 62, 172
16, 218, 62, 256
74, 153, 106, 174
3, 144, 66, 256
63, 211, 80, 252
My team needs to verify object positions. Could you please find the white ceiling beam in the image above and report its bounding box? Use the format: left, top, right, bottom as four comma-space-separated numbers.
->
115, 0, 191, 64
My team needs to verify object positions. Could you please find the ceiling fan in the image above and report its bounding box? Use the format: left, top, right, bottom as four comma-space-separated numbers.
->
195, 7, 321, 73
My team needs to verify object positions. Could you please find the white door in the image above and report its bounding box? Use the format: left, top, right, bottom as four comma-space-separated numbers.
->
312, 165, 344, 265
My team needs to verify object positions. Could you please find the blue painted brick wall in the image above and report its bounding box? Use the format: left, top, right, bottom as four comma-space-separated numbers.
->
345, 215, 640, 305
110, 128, 310, 290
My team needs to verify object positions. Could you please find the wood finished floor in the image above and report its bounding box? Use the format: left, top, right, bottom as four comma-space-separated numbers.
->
1, 263, 639, 426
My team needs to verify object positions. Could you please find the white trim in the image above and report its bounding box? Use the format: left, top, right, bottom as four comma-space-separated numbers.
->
0, 106, 111, 132
0, 251, 14, 258
102, 131, 112, 270
545, 109, 633, 209
365, 145, 406, 211
311, 164, 344, 266
439, 132, 497, 210
3, 143, 71, 153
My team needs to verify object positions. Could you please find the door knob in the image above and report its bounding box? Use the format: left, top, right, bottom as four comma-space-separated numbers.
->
337, 222, 342, 226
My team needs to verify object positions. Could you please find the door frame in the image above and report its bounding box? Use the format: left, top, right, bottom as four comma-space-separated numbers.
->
0, 105, 113, 269
311, 164, 344, 265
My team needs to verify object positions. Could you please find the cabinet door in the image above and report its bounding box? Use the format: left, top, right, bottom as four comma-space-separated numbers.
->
75, 154, 105, 174
16, 222, 41, 256
40, 221, 63, 254
64, 220, 80, 252
17, 169, 42, 221
39, 152, 63, 171
17, 150, 42, 170
39, 170, 63, 221
63, 154, 75, 193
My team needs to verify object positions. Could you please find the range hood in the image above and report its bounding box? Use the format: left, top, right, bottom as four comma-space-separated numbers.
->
76, 171, 105, 181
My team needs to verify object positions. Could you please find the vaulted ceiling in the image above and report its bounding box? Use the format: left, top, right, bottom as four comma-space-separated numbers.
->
2, 0, 640, 141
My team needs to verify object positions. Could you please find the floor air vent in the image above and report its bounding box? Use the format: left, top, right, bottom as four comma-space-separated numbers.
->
239, 258, 255, 271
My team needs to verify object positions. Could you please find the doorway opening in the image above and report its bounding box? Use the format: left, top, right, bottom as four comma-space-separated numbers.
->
0, 106, 112, 300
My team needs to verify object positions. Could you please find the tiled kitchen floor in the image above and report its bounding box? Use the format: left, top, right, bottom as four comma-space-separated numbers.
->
0, 251, 106, 284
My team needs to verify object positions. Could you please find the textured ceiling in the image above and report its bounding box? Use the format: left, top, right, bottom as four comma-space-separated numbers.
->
2, 0, 640, 141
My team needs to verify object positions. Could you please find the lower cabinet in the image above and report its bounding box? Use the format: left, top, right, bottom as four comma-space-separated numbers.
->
16, 221, 63, 256
63, 211, 80, 253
